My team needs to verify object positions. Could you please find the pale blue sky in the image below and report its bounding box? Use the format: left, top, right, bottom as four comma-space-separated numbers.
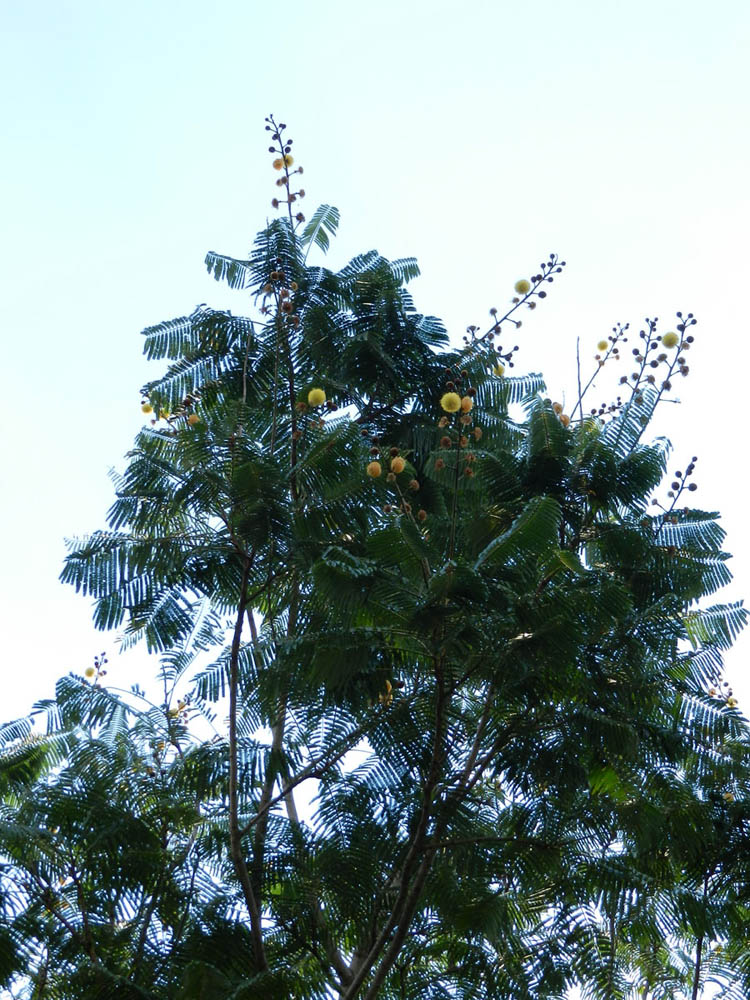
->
3, 0, 750, 719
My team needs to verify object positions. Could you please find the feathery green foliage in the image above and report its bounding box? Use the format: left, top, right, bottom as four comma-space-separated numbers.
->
2, 116, 749, 1000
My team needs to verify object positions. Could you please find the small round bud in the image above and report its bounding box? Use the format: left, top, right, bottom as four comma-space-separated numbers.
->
473, 427, 483, 441
492, 363, 505, 377
552, 402, 563, 414
417, 509, 427, 522
560, 414, 570, 427
386, 472, 396, 483
389, 447, 400, 457
460, 396, 473, 413
440, 436, 452, 449
435, 458, 445, 470
409, 479, 420, 491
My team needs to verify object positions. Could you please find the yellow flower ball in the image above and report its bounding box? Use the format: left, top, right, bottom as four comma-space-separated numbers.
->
366, 461, 382, 478
187, 413, 200, 426
141, 403, 153, 414
84, 667, 96, 679
560, 414, 571, 428
460, 396, 473, 413
597, 340, 609, 352
307, 387, 326, 407
514, 279, 531, 295
272, 158, 284, 170
440, 392, 462, 413
283, 154, 294, 167
723, 791, 735, 802
661, 331, 679, 349
492, 363, 505, 377
389, 456, 405, 475
727, 696, 738, 708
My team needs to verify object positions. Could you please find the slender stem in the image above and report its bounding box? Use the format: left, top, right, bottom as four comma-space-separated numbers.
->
341, 653, 448, 999
691, 872, 710, 1000
228, 559, 267, 971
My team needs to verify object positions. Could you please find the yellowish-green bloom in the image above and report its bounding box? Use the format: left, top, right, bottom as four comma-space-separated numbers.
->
514, 279, 531, 295
308, 387, 326, 407
440, 392, 461, 413
661, 331, 679, 348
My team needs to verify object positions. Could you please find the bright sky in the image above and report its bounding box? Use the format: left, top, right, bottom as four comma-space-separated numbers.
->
3, 0, 749, 722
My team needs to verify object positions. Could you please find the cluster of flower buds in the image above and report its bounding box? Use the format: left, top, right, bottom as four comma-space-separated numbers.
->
434, 367, 480, 480
651, 456, 699, 514
365, 441, 427, 521
618, 314, 696, 402
259, 260, 302, 329
167, 697, 190, 721
461, 255, 565, 357
265, 115, 306, 224
292, 386, 336, 437
83, 651, 108, 683
707, 679, 737, 710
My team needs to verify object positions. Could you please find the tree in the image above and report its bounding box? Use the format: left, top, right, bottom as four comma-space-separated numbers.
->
2, 116, 750, 1000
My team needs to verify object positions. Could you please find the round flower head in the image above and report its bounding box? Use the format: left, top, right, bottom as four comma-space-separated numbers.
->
307, 387, 326, 407
597, 340, 609, 352
560, 414, 571, 428
84, 666, 96, 679
440, 392, 462, 413
514, 279, 531, 295
187, 413, 200, 426
661, 331, 679, 349
141, 403, 153, 414
390, 456, 406, 474
492, 363, 505, 377
727, 696, 738, 708
366, 461, 382, 478
283, 154, 294, 167
460, 396, 473, 413
272, 158, 284, 170
723, 791, 735, 802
